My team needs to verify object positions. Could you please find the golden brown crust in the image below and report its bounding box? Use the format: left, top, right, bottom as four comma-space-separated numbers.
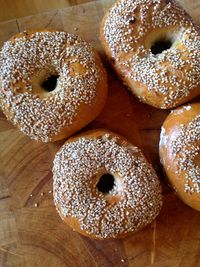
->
53, 129, 162, 239
0, 29, 107, 142
100, 0, 200, 109
159, 103, 200, 211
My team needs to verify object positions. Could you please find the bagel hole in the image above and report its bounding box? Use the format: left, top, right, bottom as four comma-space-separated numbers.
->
97, 174, 115, 194
41, 75, 59, 92
151, 38, 172, 55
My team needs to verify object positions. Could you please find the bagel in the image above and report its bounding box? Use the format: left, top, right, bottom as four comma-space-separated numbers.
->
0, 30, 107, 142
53, 130, 162, 239
100, 0, 200, 109
159, 103, 200, 211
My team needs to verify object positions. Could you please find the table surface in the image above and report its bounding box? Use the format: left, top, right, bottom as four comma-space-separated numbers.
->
0, 0, 200, 267
0, 0, 92, 22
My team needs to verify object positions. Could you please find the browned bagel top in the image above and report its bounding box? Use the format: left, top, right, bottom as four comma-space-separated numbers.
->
53, 130, 162, 239
160, 103, 200, 194
0, 30, 104, 142
100, 0, 200, 108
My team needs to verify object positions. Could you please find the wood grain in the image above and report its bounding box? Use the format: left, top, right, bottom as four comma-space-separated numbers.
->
0, 0, 93, 22
0, 1, 200, 266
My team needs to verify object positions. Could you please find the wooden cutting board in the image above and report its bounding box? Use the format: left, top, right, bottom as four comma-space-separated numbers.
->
0, 1, 200, 266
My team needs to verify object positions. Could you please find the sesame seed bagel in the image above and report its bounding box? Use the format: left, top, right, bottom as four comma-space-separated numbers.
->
100, 0, 200, 109
0, 30, 107, 142
159, 103, 200, 211
53, 129, 162, 239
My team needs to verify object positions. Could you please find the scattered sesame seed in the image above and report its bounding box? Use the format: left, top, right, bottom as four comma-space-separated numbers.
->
101, 0, 200, 108
34, 203, 38, 207
171, 113, 200, 193
0, 30, 104, 142
53, 131, 162, 239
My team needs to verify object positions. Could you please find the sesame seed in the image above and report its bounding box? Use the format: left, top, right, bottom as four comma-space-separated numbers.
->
101, 0, 200, 108
0, 31, 103, 142
171, 113, 200, 193
53, 132, 162, 239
